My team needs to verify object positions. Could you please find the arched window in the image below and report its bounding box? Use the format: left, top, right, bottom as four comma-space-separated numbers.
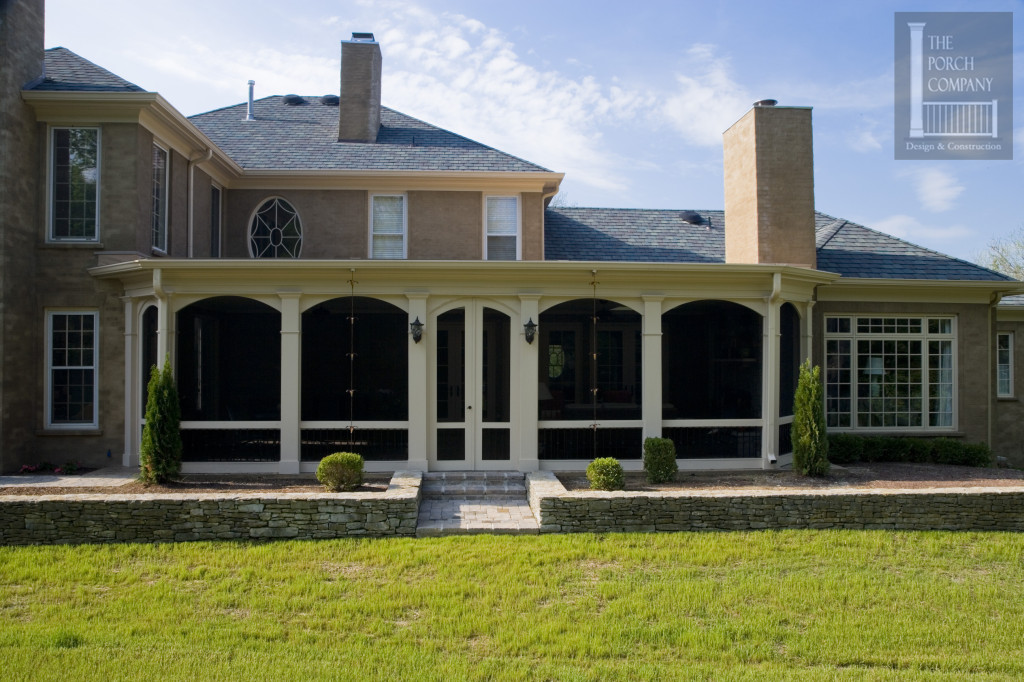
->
249, 197, 302, 258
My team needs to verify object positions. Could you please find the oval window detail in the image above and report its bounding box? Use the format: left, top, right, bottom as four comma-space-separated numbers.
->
249, 198, 302, 258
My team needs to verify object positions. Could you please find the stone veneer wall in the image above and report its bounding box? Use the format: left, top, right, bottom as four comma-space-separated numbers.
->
526, 472, 1024, 533
0, 472, 420, 546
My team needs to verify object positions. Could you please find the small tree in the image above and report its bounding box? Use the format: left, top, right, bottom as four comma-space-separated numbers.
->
792, 359, 829, 476
139, 357, 182, 484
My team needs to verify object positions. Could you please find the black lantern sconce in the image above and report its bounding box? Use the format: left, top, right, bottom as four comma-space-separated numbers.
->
410, 317, 424, 343
523, 317, 537, 344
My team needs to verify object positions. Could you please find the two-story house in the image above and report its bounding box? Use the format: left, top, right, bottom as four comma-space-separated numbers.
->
3, 0, 1023, 475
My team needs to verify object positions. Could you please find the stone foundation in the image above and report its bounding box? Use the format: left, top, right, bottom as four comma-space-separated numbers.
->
526, 472, 1024, 533
0, 471, 421, 545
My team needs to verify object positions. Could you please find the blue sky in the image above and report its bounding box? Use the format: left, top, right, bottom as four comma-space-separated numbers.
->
46, 0, 1022, 264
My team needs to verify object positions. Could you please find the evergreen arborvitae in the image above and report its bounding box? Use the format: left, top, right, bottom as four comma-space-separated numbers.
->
792, 359, 829, 476
139, 357, 183, 484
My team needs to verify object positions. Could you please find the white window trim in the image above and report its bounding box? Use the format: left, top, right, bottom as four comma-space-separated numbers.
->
483, 194, 521, 261
47, 126, 101, 243
152, 142, 169, 253
247, 196, 303, 259
369, 193, 408, 259
997, 331, 1014, 398
45, 310, 100, 430
823, 314, 958, 431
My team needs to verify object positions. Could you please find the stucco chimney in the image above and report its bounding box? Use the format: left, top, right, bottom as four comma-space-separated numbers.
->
338, 32, 382, 143
723, 102, 816, 268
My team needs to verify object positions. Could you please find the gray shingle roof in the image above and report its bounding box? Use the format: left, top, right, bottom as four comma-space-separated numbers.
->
189, 97, 551, 173
545, 207, 1014, 281
30, 47, 144, 92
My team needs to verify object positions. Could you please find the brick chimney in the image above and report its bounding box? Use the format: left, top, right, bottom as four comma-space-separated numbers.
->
723, 101, 816, 268
338, 32, 382, 143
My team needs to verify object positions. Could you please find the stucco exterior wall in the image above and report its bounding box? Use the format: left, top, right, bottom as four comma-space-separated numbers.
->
168, 150, 189, 257
0, 0, 45, 473
191, 169, 214, 258
813, 301, 993, 447
522, 192, 543, 260
224, 189, 368, 259
993, 319, 1024, 466
407, 191, 481, 259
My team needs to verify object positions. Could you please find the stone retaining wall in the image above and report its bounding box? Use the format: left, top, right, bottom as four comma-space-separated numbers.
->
526, 472, 1024, 533
0, 472, 421, 545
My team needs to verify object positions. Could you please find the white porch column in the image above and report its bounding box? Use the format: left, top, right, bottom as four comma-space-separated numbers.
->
154, 269, 171, 363
122, 297, 137, 468
762, 289, 781, 468
278, 293, 302, 474
406, 293, 429, 471
518, 295, 540, 471
803, 300, 816, 363
641, 296, 663, 447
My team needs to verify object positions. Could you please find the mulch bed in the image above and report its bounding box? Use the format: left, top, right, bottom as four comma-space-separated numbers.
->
3, 464, 1023, 497
0, 473, 392, 496
557, 462, 1024, 492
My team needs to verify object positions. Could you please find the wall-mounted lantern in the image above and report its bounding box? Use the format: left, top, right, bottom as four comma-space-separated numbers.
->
523, 318, 537, 344
410, 317, 424, 343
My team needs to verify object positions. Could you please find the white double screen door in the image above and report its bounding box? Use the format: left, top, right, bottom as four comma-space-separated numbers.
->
429, 302, 515, 470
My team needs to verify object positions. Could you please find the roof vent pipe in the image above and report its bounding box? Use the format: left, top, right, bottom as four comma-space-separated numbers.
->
246, 80, 255, 121
754, 99, 777, 107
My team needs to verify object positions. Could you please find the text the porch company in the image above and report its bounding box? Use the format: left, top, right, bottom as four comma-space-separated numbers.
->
926, 33, 993, 93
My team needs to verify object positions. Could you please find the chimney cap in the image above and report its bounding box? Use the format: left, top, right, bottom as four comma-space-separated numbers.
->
348, 32, 376, 43
754, 99, 778, 107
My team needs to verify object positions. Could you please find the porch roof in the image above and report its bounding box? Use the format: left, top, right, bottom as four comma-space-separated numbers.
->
543, 207, 1015, 282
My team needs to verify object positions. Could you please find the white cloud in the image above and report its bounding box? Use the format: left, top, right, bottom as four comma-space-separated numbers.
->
659, 45, 751, 147
898, 167, 964, 212
848, 128, 883, 152
872, 214, 972, 242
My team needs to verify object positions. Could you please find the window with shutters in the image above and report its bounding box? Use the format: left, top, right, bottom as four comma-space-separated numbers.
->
370, 194, 406, 259
485, 196, 519, 260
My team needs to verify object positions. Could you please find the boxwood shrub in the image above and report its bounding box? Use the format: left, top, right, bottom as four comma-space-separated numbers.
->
643, 437, 677, 484
316, 452, 364, 491
825, 434, 991, 467
587, 457, 624, 491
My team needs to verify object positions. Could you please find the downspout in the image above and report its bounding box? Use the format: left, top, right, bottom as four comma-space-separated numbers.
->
187, 148, 213, 258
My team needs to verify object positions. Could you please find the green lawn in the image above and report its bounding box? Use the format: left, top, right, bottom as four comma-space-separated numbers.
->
1, 532, 1022, 680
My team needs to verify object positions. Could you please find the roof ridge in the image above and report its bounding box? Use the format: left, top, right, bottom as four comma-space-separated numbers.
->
815, 218, 848, 249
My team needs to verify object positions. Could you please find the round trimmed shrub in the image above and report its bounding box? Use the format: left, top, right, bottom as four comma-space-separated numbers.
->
586, 457, 624, 491
643, 437, 677, 483
316, 452, 364, 492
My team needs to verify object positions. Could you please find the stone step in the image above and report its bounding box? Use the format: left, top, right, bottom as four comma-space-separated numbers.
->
421, 471, 527, 500
421, 481, 526, 500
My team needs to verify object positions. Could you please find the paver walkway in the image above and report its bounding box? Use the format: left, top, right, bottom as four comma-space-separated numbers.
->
416, 472, 539, 536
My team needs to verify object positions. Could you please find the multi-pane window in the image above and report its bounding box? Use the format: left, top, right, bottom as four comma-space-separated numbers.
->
151, 145, 168, 251
51, 127, 99, 241
485, 196, 519, 260
825, 316, 954, 429
249, 197, 302, 258
47, 311, 98, 428
371, 194, 405, 259
997, 332, 1013, 397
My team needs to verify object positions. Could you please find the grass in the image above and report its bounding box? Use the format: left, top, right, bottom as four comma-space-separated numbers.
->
1, 532, 1023, 680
